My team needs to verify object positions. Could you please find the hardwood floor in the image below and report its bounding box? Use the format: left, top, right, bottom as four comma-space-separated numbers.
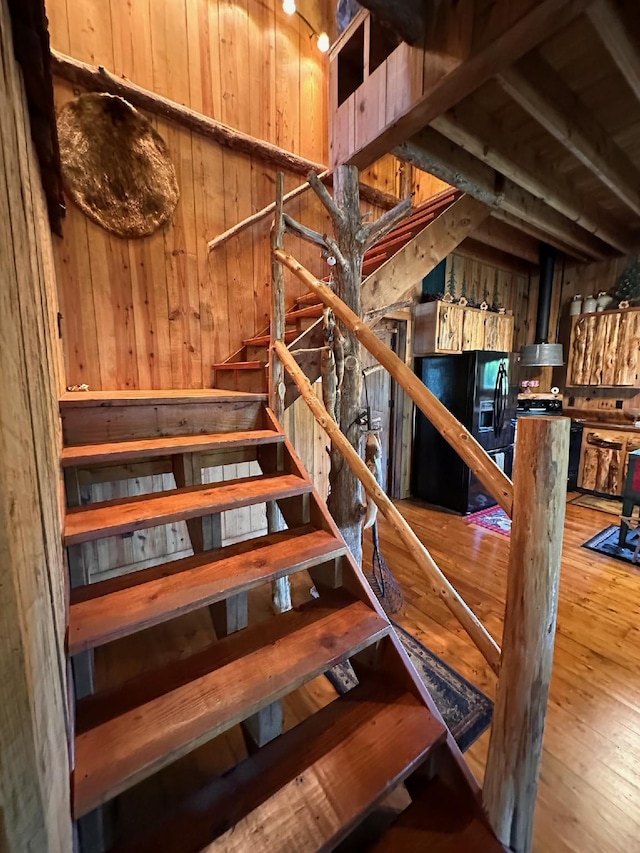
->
366, 496, 640, 853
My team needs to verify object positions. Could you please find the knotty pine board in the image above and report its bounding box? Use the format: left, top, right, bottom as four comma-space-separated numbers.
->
0, 0, 71, 845
49, 0, 450, 392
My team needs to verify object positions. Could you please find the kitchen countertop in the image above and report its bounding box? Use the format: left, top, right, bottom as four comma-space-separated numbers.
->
571, 419, 640, 434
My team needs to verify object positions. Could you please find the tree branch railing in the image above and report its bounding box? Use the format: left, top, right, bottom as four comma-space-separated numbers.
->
272, 247, 570, 853
273, 248, 514, 516
275, 339, 501, 675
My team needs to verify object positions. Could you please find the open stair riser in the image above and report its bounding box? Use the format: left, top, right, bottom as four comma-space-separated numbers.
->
213, 189, 461, 398
61, 392, 502, 851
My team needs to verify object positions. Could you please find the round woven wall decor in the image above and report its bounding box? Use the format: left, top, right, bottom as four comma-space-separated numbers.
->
57, 92, 179, 238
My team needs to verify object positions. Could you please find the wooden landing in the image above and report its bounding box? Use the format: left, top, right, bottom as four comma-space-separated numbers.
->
60, 388, 267, 406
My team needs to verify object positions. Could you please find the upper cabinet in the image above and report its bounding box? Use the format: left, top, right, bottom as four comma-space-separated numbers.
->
567, 308, 640, 387
414, 302, 514, 355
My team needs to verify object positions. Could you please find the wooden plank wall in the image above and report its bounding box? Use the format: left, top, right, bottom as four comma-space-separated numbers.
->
444, 251, 535, 352
0, 0, 71, 848
46, 0, 424, 392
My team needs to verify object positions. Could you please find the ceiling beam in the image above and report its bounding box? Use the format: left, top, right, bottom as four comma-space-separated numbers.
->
347, 0, 594, 170
491, 209, 590, 262
472, 217, 539, 264
394, 127, 610, 261
432, 100, 634, 253
457, 237, 534, 275
587, 0, 640, 102
498, 53, 640, 218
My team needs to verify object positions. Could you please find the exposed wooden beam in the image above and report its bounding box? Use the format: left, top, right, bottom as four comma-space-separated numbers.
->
394, 127, 610, 261
490, 209, 590, 263
472, 217, 539, 265
587, 0, 640, 103
50, 50, 399, 214
457, 237, 534, 276
432, 100, 634, 252
361, 194, 490, 317
498, 53, 640, 218
347, 0, 595, 170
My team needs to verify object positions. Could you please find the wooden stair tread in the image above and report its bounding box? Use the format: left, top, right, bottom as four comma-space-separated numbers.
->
73, 592, 390, 818
212, 360, 263, 370
64, 472, 311, 545
284, 304, 324, 321
368, 778, 505, 853
59, 389, 267, 407
69, 527, 346, 654
243, 330, 299, 347
113, 675, 446, 853
61, 429, 283, 467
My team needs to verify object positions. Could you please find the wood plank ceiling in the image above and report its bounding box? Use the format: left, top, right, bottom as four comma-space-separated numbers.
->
387, 0, 640, 264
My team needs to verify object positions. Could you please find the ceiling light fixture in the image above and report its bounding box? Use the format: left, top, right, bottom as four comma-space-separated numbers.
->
282, 1, 330, 53
316, 31, 330, 52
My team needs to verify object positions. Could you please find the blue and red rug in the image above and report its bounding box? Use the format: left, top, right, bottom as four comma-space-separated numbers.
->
465, 505, 511, 537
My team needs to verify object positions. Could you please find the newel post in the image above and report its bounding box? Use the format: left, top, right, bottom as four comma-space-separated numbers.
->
483, 415, 570, 853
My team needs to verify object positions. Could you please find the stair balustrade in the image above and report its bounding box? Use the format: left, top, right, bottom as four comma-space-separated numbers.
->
272, 248, 570, 853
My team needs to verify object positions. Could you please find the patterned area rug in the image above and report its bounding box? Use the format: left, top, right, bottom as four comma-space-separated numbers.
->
570, 494, 623, 516
326, 622, 493, 753
583, 524, 640, 568
465, 505, 511, 537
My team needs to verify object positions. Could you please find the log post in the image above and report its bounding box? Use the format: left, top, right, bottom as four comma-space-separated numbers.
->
483, 415, 570, 852
268, 172, 291, 615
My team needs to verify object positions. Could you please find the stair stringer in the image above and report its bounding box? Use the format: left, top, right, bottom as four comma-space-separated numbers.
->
273, 411, 491, 813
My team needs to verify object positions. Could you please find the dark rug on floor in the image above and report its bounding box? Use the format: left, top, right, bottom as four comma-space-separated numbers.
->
326, 621, 493, 753
583, 524, 640, 568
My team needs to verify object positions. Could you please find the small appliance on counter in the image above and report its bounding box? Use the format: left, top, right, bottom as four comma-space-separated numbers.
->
516, 391, 563, 416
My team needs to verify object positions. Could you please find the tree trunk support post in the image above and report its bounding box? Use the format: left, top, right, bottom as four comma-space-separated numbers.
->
268, 172, 292, 616
483, 415, 570, 853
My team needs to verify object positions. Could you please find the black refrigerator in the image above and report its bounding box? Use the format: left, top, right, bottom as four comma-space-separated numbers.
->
412, 352, 517, 514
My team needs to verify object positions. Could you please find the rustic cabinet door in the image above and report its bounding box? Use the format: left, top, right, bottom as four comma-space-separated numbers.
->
615, 311, 640, 386
436, 303, 463, 352
568, 309, 639, 387
579, 431, 625, 495
462, 308, 484, 351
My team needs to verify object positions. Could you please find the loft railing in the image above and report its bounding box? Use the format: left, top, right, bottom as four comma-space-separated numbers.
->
270, 245, 569, 853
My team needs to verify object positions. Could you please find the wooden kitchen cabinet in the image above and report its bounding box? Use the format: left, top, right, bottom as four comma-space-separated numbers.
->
578, 426, 640, 495
567, 308, 640, 387
414, 301, 514, 355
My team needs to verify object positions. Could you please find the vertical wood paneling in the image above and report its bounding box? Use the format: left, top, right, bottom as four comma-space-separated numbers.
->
0, 0, 70, 844
49, 0, 433, 393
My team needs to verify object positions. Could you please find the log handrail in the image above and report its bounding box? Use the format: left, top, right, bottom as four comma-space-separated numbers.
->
275, 339, 501, 675
274, 248, 514, 516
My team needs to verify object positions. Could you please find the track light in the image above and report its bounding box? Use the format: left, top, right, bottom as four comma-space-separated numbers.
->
282, 0, 296, 15
316, 31, 330, 52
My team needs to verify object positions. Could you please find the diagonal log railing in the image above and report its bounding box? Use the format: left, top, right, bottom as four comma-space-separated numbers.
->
275, 338, 502, 675
274, 248, 514, 516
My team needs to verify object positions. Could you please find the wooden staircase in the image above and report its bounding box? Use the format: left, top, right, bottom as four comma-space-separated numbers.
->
212, 188, 460, 403
61, 389, 504, 852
